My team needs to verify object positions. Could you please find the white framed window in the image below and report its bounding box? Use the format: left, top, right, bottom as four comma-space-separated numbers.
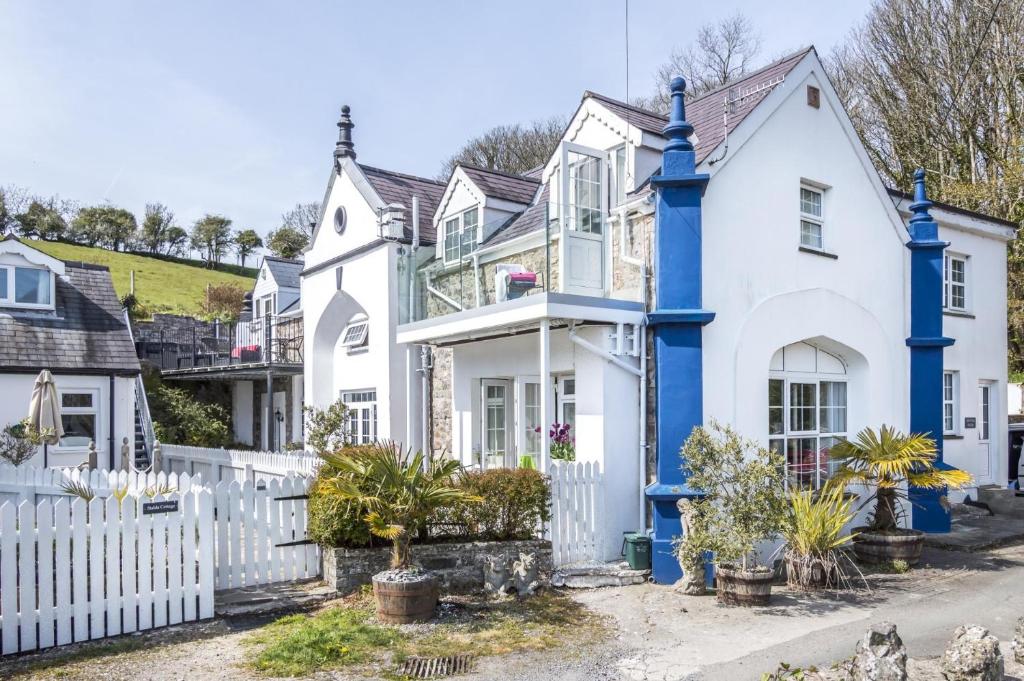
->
944, 253, 968, 312
0, 265, 54, 309
59, 390, 99, 449
341, 389, 377, 444
610, 145, 627, 208
339, 317, 368, 350
480, 379, 511, 469
799, 185, 824, 250
556, 375, 576, 429
568, 151, 604, 234
442, 207, 479, 265
943, 371, 959, 434
978, 382, 991, 442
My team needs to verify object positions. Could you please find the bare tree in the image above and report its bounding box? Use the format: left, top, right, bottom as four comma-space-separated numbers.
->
437, 116, 566, 180
281, 202, 321, 239
828, 0, 1024, 366
641, 12, 763, 113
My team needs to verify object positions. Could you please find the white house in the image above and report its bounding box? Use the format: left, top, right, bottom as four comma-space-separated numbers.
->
0, 235, 141, 469
390, 47, 1014, 576
302, 106, 444, 449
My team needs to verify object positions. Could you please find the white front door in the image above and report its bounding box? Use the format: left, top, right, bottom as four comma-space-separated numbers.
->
481, 379, 512, 469
978, 381, 996, 484
560, 142, 606, 295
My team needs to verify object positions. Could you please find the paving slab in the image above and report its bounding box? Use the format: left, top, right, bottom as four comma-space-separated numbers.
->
214, 578, 338, 618
924, 513, 1024, 551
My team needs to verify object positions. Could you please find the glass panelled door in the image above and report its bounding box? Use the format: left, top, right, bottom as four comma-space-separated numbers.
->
518, 379, 541, 469
978, 382, 995, 483
560, 142, 606, 294
481, 380, 512, 469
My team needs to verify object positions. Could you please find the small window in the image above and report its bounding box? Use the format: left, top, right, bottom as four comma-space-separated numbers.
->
943, 371, 959, 434
442, 207, 480, 265
0, 266, 7, 300
799, 186, 824, 250
341, 389, 377, 444
611, 145, 627, 207
944, 254, 968, 311
59, 390, 98, 448
340, 319, 368, 349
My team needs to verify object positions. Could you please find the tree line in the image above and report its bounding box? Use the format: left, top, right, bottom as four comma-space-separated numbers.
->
0, 185, 319, 267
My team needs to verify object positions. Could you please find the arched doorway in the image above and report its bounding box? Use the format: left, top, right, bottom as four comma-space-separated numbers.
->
310, 291, 368, 407
768, 340, 852, 490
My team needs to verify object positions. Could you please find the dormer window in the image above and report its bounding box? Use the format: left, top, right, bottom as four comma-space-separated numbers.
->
443, 206, 479, 265
0, 265, 53, 309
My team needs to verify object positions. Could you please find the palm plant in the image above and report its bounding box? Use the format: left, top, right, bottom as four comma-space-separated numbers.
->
319, 442, 480, 570
781, 485, 859, 590
828, 425, 972, 532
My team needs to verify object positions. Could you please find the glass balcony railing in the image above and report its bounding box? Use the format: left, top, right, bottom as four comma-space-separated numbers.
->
398, 201, 639, 326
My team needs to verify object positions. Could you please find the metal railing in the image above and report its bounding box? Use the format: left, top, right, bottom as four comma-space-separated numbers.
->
135, 315, 304, 371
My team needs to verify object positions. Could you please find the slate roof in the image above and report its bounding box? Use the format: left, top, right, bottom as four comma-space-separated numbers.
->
459, 164, 541, 205
0, 261, 140, 374
359, 164, 446, 244
482, 184, 550, 248
263, 256, 302, 289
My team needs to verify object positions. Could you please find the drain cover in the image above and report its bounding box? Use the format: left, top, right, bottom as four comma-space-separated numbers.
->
399, 654, 475, 678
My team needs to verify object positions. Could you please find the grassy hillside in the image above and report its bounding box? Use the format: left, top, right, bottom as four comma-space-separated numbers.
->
23, 239, 256, 318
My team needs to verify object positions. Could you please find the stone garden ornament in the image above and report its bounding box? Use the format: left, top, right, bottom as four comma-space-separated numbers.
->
484, 552, 541, 597
673, 497, 707, 595
940, 624, 1003, 681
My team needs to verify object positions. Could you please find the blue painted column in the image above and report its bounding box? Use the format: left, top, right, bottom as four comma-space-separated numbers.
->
905, 169, 955, 533
644, 77, 713, 584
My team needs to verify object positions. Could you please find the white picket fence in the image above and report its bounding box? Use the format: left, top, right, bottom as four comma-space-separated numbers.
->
548, 461, 605, 567
0, 464, 200, 508
211, 476, 319, 589
0, 490, 214, 656
160, 444, 319, 485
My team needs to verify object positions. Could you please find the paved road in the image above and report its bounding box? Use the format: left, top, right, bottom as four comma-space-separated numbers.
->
471, 542, 1024, 681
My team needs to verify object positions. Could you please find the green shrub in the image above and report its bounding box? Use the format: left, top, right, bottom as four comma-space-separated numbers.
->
442, 468, 551, 541
307, 454, 375, 549
151, 385, 230, 447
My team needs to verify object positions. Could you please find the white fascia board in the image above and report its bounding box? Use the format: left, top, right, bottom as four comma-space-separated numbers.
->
697, 50, 909, 247
542, 99, 635, 184
395, 292, 643, 345
0, 239, 66, 276
434, 167, 485, 226
890, 197, 1016, 242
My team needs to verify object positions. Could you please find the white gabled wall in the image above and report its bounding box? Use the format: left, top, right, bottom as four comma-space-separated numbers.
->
302, 164, 421, 450
700, 67, 909, 460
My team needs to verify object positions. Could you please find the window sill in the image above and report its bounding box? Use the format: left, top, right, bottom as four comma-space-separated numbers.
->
943, 309, 975, 319
943, 434, 964, 440
798, 246, 838, 260
345, 347, 369, 356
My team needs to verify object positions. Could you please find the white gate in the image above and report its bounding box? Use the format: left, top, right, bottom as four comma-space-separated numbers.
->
212, 476, 319, 589
548, 461, 604, 567
0, 491, 214, 656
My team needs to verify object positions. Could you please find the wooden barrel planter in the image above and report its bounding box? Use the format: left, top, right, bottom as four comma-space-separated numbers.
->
853, 529, 924, 566
715, 564, 774, 606
372, 574, 439, 624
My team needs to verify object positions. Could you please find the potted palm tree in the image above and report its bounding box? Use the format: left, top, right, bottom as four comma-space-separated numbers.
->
829, 425, 972, 566
319, 442, 480, 623
675, 422, 788, 606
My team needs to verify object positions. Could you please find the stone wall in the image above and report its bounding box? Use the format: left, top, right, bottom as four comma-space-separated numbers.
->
322, 539, 552, 594
430, 347, 453, 455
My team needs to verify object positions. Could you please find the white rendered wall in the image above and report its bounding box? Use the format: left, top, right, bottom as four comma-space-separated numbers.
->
0, 373, 135, 469
1009, 383, 1023, 416
699, 68, 909, 460
303, 165, 421, 450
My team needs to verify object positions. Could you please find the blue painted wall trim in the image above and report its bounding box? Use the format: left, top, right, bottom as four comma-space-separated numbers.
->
904, 168, 955, 533
642, 77, 712, 584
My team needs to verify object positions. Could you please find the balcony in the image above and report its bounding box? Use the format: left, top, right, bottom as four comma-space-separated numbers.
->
134, 314, 304, 378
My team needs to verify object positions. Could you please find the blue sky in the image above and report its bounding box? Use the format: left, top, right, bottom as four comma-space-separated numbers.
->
0, 1, 870, 241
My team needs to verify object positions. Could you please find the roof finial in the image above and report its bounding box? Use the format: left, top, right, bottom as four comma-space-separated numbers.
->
909, 168, 933, 224
662, 77, 694, 153
334, 104, 356, 164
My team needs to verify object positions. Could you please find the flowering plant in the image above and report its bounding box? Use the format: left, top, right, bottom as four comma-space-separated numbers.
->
549, 422, 575, 461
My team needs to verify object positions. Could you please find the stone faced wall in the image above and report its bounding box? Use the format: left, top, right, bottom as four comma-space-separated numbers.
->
430, 347, 453, 455
322, 539, 552, 594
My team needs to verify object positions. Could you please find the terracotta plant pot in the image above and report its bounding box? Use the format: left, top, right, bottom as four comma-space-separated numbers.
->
852, 528, 924, 566
371, 572, 439, 624
715, 564, 774, 606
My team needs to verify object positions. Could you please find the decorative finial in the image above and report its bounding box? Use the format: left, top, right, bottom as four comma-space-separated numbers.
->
663, 77, 694, 153
334, 105, 356, 163
909, 168, 933, 224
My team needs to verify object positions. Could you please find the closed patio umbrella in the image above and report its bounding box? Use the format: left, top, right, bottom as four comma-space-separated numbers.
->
28, 370, 63, 468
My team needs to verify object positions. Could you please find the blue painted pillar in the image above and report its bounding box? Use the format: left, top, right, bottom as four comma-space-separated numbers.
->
905, 169, 955, 532
644, 78, 713, 584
